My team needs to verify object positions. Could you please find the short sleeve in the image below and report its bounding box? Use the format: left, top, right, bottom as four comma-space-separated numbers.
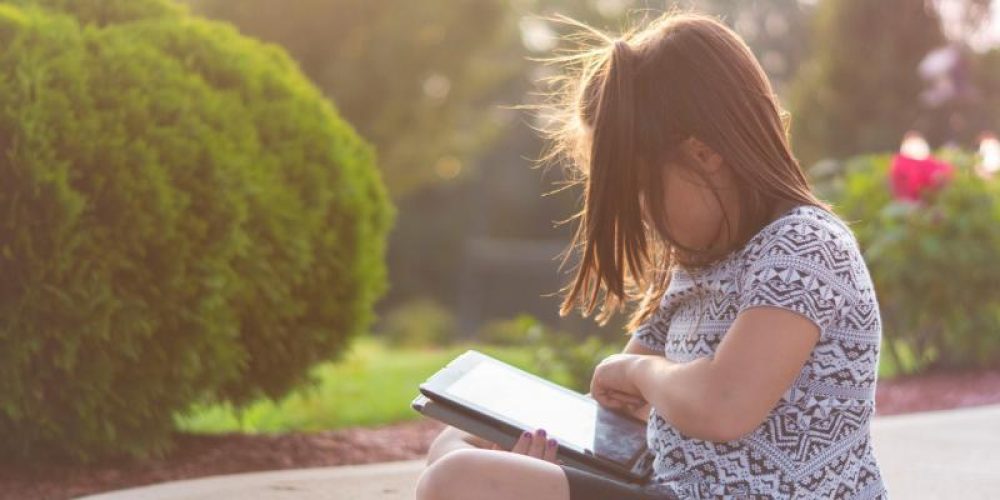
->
736, 217, 859, 335
631, 300, 670, 352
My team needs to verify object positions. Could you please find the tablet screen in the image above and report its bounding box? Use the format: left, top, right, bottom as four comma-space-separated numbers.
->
445, 360, 646, 464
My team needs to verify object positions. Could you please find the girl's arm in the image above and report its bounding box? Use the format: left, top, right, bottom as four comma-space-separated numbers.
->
429, 332, 661, 466
626, 306, 820, 442
618, 333, 660, 422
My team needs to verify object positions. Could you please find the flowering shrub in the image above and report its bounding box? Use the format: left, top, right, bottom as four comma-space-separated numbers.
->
830, 150, 1000, 373
888, 153, 954, 202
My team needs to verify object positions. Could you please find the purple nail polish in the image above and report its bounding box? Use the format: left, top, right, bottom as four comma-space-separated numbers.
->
538, 428, 546, 437
522, 431, 531, 438
548, 438, 557, 447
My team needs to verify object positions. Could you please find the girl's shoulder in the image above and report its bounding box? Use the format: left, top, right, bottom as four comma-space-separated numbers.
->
734, 204, 871, 320
738, 204, 861, 266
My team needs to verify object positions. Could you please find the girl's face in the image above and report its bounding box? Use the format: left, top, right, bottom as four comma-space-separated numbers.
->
645, 140, 739, 252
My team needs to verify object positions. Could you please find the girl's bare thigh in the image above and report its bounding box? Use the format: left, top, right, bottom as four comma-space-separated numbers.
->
415, 447, 570, 500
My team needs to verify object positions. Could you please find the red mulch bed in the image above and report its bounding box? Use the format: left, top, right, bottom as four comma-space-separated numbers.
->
3, 368, 1000, 500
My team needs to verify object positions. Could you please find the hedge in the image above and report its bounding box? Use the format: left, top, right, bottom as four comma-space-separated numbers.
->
0, 0, 394, 462
828, 149, 1000, 374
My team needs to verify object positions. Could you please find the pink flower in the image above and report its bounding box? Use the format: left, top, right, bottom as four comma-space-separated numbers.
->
889, 153, 954, 202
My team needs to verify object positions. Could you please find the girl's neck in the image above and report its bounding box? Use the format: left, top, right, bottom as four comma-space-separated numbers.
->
676, 199, 802, 267
768, 199, 800, 221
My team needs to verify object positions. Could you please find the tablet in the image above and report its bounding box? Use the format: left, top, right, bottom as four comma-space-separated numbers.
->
417, 350, 653, 483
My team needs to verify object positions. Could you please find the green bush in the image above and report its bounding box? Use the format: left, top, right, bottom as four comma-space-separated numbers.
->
830, 150, 1000, 373
377, 297, 457, 348
478, 313, 540, 347
0, 0, 394, 462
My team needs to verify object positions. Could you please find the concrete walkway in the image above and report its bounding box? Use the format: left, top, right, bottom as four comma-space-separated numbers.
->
80, 405, 1000, 500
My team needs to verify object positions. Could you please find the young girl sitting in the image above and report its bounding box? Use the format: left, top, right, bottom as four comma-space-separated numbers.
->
417, 10, 887, 500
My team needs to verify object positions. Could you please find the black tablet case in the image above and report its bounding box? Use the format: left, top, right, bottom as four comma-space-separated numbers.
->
411, 350, 654, 485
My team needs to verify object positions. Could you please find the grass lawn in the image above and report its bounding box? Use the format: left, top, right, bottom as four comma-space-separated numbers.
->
174, 333, 904, 435
173, 336, 537, 434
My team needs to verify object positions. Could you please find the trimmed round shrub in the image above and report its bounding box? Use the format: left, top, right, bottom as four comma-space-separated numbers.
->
0, 0, 394, 462
829, 149, 1000, 374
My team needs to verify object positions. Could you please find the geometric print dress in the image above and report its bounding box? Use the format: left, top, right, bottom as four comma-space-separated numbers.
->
632, 204, 888, 499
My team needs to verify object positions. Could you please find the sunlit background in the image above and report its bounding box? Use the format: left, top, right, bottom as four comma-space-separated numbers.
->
192, 0, 1000, 423
2, 0, 1000, 496
190, 0, 1000, 338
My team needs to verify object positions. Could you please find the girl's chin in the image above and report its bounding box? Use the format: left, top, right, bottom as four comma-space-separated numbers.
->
672, 234, 715, 252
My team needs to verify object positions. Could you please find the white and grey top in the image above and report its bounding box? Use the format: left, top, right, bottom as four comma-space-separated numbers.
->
633, 204, 887, 499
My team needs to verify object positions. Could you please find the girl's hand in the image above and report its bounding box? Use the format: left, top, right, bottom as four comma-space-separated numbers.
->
591, 353, 647, 414
489, 428, 561, 464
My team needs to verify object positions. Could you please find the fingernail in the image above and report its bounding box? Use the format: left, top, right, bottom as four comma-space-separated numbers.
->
547, 438, 557, 447
522, 431, 531, 439
538, 428, 546, 437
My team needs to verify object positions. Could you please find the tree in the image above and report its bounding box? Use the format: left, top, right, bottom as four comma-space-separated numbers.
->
685, 0, 814, 95
190, 0, 523, 199
788, 0, 947, 167
0, 0, 393, 462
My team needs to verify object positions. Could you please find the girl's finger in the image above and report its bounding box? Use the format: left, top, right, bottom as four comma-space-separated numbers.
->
609, 389, 645, 405
596, 388, 642, 406
528, 428, 547, 457
606, 388, 644, 402
543, 437, 559, 463
511, 430, 532, 454
595, 393, 615, 409
608, 394, 642, 407
618, 399, 644, 411
597, 391, 628, 408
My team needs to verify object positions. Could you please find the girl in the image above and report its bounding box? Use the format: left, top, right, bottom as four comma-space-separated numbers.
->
417, 10, 887, 500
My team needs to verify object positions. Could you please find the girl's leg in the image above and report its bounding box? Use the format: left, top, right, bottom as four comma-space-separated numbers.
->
425, 426, 484, 466
415, 447, 570, 500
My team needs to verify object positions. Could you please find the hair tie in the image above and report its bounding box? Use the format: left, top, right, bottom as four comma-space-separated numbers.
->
613, 39, 632, 62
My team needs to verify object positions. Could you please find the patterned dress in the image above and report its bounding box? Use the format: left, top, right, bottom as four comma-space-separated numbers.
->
632, 204, 888, 499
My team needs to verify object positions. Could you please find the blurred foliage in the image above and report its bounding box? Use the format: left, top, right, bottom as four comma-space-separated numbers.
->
686, 0, 813, 94
527, 0, 812, 92
830, 149, 1000, 373
377, 297, 458, 349
184, 0, 823, 334
479, 313, 542, 347
0, 0, 392, 462
189, 0, 524, 199
789, 0, 947, 167
478, 313, 621, 392
378, 0, 817, 322
973, 47, 1000, 131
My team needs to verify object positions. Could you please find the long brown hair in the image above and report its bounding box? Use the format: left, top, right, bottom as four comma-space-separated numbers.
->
527, 9, 828, 333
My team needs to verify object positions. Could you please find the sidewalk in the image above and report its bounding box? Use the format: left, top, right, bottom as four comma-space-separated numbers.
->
80, 405, 1000, 500
79, 459, 421, 500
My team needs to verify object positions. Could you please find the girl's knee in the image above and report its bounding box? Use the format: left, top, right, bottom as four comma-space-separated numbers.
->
416, 448, 488, 500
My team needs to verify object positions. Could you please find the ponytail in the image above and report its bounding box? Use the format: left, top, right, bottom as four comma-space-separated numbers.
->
563, 39, 648, 321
